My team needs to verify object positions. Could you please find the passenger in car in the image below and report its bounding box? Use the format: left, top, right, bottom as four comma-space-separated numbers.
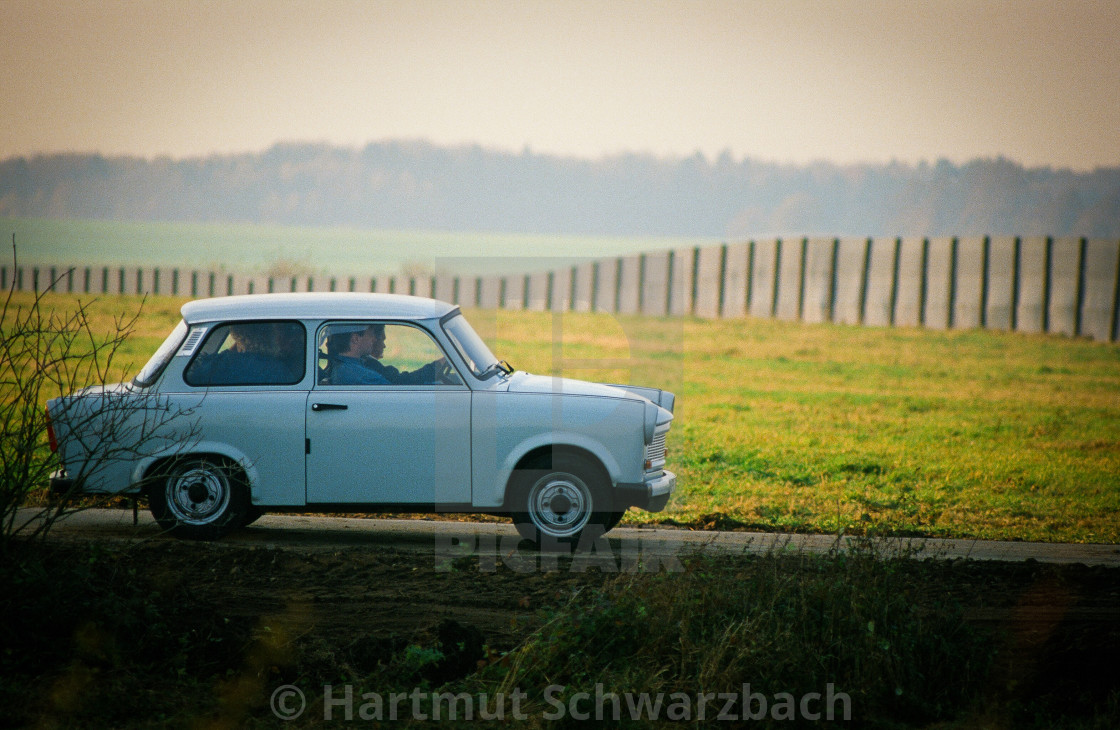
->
189, 324, 297, 385
325, 325, 390, 385
271, 322, 306, 377
360, 323, 447, 385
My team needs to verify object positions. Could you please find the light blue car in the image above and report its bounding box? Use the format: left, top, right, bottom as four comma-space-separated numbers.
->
48, 293, 676, 547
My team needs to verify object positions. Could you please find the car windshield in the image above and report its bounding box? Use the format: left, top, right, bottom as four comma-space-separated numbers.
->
442, 313, 502, 379
133, 320, 188, 387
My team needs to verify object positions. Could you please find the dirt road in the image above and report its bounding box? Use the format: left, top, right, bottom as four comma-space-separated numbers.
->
37, 508, 1120, 567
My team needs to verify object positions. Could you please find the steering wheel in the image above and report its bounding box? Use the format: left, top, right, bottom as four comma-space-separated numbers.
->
434, 358, 458, 385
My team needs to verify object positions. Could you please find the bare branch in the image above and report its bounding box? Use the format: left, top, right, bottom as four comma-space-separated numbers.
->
1, 243, 201, 553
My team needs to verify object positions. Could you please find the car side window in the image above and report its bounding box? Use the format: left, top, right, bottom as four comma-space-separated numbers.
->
184, 321, 306, 386
318, 322, 462, 386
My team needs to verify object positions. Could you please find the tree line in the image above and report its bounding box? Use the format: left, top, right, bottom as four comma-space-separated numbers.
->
1, 141, 1118, 238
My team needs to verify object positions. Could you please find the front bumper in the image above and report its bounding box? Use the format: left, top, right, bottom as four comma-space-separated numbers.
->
615, 470, 676, 512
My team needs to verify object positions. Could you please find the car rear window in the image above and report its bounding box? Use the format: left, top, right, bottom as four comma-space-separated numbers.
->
184, 321, 306, 386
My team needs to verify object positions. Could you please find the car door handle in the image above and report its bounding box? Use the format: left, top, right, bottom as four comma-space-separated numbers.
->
311, 403, 348, 411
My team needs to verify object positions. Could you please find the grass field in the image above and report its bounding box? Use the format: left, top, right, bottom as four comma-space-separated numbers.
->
2, 216, 714, 277
488, 309, 1120, 543
26, 292, 1120, 544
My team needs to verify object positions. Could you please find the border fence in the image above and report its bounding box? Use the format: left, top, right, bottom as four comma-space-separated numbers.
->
7, 235, 1119, 342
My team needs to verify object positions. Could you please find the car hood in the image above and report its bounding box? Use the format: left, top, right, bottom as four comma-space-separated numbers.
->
501, 372, 676, 415
501, 372, 639, 401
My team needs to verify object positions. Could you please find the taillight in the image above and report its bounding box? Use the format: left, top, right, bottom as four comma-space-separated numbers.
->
46, 408, 59, 453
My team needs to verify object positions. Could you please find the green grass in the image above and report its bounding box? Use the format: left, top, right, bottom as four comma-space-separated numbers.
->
468, 549, 997, 727
482, 309, 1120, 544
25, 293, 1120, 543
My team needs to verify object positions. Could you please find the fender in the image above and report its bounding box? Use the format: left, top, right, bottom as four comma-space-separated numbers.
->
482, 430, 625, 509
603, 383, 675, 413
131, 440, 264, 493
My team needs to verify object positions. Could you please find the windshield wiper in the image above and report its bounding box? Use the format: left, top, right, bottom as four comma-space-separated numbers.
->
479, 360, 514, 379
478, 362, 503, 379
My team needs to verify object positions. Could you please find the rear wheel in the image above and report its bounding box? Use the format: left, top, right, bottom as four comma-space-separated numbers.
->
242, 505, 266, 527
149, 457, 248, 540
511, 454, 618, 550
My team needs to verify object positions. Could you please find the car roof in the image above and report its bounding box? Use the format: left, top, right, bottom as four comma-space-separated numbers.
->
180, 293, 458, 324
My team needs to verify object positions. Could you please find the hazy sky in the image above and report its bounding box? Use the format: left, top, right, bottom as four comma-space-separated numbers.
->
3, 0, 1119, 170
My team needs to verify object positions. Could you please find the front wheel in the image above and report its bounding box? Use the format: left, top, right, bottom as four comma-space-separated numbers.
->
511, 454, 618, 550
149, 457, 249, 540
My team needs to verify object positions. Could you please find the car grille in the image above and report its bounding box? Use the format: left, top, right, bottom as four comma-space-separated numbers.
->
644, 430, 667, 473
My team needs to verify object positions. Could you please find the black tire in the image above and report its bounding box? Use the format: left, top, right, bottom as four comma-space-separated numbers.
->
241, 505, 266, 527
511, 453, 617, 550
148, 457, 249, 540
514, 510, 625, 544
603, 511, 625, 531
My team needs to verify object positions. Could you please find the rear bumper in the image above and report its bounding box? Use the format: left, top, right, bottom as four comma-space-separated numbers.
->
50, 470, 74, 495
615, 470, 676, 512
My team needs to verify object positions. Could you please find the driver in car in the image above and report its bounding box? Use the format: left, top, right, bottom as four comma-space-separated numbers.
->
326, 325, 391, 385
360, 323, 448, 385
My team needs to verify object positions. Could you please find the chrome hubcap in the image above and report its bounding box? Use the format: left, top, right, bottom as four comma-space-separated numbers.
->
166, 463, 230, 525
529, 473, 591, 538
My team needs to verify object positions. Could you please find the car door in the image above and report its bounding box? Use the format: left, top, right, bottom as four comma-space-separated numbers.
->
178, 320, 311, 507
305, 321, 472, 506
